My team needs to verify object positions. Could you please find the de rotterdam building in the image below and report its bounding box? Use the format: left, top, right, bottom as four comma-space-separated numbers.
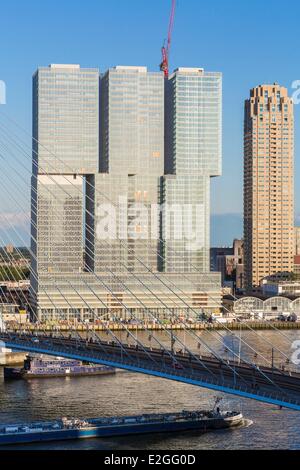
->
31, 64, 222, 321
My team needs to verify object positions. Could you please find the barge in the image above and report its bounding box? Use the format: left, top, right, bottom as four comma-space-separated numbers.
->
0, 409, 245, 445
4, 355, 116, 379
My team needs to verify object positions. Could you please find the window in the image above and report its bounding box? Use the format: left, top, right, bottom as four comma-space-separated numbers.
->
264, 90, 269, 103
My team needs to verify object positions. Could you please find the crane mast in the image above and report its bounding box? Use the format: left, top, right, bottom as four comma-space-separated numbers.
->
160, 0, 176, 78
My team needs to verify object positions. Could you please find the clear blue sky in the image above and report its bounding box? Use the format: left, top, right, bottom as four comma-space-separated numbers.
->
1, 0, 300, 245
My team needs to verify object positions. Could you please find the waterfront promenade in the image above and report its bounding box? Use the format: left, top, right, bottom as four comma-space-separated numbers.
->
5, 321, 300, 332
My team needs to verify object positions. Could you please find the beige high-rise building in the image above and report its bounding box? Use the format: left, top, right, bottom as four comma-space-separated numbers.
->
244, 84, 294, 289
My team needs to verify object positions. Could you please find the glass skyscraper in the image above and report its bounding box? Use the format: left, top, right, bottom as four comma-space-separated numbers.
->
165, 68, 222, 176
34, 175, 83, 274
163, 68, 222, 273
32, 64, 99, 175
86, 66, 164, 275
31, 64, 99, 313
31, 64, 222, 321
100, 66, 164, 176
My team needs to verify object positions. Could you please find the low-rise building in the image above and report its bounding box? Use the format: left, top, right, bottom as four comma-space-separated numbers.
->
210, 239, 244, 289
0, 304, 28, 324
233, 295, 300, 319
294, 255, 300, 279
262, 281, 300, 297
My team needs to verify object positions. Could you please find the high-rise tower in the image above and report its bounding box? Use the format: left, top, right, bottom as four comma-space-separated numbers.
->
244, 84, 294, 289
31, 64, 222, 321
31, 65, 99, 313
32, 64, 99, 175
163, 68, 222, 273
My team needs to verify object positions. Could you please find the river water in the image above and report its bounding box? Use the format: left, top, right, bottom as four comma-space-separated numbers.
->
1, 330, 300, 450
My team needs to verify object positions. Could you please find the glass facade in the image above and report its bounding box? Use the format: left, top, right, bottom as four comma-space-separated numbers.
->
165, 68, 222, 176
31, 65, 97, 310
90, 67, 164, 275
85, 175, 161, 274
34, 272, 221, 321
163, 68, 222, 273
31, 64, 222, 320
100, 66, 164, 176
127, 175, 161, 272
161, 175, 210, 272
34, 175, 83, 275
85, 174, 129, 273
33, 64, 99, 175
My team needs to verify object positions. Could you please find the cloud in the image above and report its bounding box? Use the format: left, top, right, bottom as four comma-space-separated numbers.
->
0, 212, 30, 246
0, 212, 29, 228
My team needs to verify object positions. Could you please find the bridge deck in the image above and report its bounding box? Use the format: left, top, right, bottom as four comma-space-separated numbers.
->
1, 331, 300, 411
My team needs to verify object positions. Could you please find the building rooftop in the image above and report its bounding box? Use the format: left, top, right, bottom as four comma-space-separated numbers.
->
174, 67, 204, 74
49, 64, 80, 69
114, 66, 147, 72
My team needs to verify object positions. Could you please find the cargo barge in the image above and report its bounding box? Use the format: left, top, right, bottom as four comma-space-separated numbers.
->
4, 355, 115, 379
0, 409, 245, 445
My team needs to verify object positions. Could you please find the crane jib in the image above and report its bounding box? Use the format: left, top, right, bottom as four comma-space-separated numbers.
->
160, 0, 176, 78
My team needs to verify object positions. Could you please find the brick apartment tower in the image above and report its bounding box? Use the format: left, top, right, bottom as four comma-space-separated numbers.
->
244, 84, 294, 289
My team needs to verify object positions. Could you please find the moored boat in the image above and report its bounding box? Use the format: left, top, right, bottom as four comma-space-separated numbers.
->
3, 355, 115, 379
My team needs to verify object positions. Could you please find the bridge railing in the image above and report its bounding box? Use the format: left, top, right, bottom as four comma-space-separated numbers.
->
3, 333, 300, 408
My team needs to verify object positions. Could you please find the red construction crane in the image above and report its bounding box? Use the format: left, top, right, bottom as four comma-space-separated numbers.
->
160, 0, 176, 78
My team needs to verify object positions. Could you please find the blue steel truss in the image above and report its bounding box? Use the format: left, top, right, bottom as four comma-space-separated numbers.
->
2, 335, 300, 412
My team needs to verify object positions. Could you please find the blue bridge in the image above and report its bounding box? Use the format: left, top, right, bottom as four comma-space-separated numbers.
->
1, 330, 300, 411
